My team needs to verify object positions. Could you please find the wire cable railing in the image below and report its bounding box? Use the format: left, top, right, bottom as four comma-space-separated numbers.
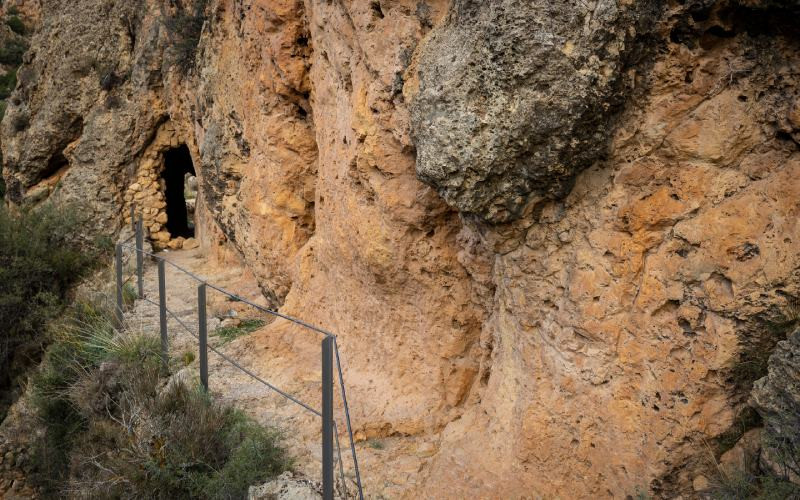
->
113, 213, 364, 500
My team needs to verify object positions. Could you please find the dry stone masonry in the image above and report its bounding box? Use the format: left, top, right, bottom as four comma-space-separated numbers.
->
122, 122, 197, 250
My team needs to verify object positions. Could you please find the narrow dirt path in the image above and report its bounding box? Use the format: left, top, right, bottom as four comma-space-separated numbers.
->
125, 247, 337, 492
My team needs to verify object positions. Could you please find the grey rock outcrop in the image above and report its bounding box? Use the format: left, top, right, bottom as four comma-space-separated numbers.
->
411, 0, 662, 222
751, 328, 800, 481
248, 472, 321, 500
1, 0, 165, 228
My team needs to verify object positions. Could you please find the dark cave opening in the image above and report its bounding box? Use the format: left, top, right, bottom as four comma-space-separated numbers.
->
162, 144, 196, 239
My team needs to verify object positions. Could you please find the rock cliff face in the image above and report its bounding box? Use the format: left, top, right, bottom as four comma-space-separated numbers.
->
3, 0, 800, 497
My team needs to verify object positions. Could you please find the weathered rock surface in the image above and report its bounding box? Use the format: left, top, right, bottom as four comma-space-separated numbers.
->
1, 0, 167, 228
719, 427, 763, 477
3, 0, 800, 498
751, 329, 800, 482
411, 0, 662, 222
248, 472, 321, 500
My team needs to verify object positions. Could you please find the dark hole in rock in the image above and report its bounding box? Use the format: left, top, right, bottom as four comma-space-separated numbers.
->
690, 9, 711, 22
44, 151, 69, 179
162, 144, 196, 239
371, 1, 384, 19
705, 25, 736, 38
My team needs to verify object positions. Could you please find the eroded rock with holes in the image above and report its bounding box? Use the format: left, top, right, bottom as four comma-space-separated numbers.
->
411, 0, 663, 222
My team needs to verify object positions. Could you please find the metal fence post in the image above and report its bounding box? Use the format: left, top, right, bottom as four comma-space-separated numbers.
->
158, 259, 168, 369
114, 244, 124, 329
321, 335, 334, 500
135, 214, 144, 299
129, 204, 135, 232
198, 283, 208, 391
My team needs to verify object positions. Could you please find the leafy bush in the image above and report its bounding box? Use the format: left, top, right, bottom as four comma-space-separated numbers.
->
6, 15, 25, 35
165, 0, 208, 74
0, 204, 96, 421
0, 37, 26, 65
0, 67, 16, 99
30, 304, 290, 498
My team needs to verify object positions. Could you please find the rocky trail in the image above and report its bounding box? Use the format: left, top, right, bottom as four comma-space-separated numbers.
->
126, 247, 445, 498
124, 246, 354, 497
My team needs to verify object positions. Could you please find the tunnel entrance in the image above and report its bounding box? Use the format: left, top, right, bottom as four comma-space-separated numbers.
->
161, 144, 196, 239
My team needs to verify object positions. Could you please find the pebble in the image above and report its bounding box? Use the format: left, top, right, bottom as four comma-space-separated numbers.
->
692, 474, 709, 492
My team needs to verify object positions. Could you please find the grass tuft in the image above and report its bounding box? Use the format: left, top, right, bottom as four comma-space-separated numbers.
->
214, 318, 266, 344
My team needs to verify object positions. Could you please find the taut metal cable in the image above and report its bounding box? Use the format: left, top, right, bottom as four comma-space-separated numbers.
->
204, 282, 335, 338
120, 242, 336, 339
148, 295, 324, 418
119, 232, 136, 244
334, 338, 364, 500
205, 339, 322, 418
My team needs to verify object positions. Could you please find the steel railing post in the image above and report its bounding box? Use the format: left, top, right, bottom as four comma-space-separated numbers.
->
135, 214, 144, 299
129, 204, 135, 232
158, 259, 168, 369
198, 283, 208, 391
114, 244, 124, 329
321, 335, 334, 500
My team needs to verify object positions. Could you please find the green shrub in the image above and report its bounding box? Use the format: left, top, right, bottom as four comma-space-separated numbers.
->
0, 38, 27, 66
165, 0, 208, 74
0, 68, 16, 99
28, 304, 118, 492
0, 204, 96, 421
30, 304, 290, 497
214, 318, 266, 344
7, 6, 20, 16
129, 382, 290, 499
6, 15, 25, 35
